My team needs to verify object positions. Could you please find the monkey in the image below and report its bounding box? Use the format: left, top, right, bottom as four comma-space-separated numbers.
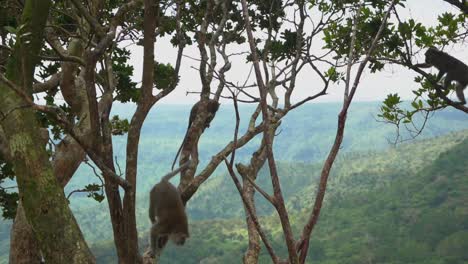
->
171, 99, 220, 170
415, 47, 468, 104
148, 161, 191, 257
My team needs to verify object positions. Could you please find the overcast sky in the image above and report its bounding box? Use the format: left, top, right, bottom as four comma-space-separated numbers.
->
126, 0, 467, 105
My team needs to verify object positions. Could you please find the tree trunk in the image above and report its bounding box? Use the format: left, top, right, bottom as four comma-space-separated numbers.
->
9, 135, 88, 263
1, 88, 96, 263
0, 0, 94, 262
236, 143, 269, 264
242, 180, 261, 264
9, 203, 42, 264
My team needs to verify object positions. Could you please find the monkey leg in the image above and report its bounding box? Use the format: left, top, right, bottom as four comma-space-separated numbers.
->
455, 84, 466, 104
158, 235, 169, 248
443, 74, 453, 90
150, 225, 165, 257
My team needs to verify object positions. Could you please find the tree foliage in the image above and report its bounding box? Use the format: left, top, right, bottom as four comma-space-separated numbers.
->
0, 0, 466, 263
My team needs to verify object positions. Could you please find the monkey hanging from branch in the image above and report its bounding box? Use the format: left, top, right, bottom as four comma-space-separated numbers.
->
414, 47, 468, 104
171, 98, 220, 170
148, 161, 191, 258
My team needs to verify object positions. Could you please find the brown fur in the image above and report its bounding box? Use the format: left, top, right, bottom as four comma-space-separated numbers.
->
424, 47, 468, 103
171, 99, 220, 169
149, 163, 190, 257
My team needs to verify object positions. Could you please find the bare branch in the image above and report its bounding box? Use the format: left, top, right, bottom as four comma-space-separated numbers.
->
241, 174, 276, 206
297, 2, 397, 263
240, 0, 298, 262
224, 158, 279, 264
33, 72, 62, 93
69, 0, 105, 35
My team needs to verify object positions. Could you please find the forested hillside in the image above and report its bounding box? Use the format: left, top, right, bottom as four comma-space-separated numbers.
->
1, 104, 467, 263
70, 103, 468, 198
92, 130, 468, 263
2, 0, 468, 263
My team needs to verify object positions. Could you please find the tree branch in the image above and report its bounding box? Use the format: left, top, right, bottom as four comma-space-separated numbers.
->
0, 73, 131, 190
240, 0, 298, 262
297, 2, 397, 263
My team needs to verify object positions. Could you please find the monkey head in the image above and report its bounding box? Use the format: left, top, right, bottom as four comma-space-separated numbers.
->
424, 47, 439, 64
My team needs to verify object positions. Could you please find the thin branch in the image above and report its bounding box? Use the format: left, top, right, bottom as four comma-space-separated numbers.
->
69, 0, 105, 35
224, 159, 279, 264
33, 72, 62, 93
0, 74, 131, 190
374, 57, 468, 113
39, 54, 85, 65
297, 2, 397, 263
240, 0, 298, 262
242, 174, 276, 206
443, 0, 468, 14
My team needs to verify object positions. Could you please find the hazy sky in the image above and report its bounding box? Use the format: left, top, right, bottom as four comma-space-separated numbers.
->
126, 0, 467, 105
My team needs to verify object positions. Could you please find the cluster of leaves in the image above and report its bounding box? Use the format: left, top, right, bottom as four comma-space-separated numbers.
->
318, 0, 467, 130
110, 115, 129, 136
0, 0, 20, 43
269, 30, 305, 61
323, 3, 404, 66
153, 61, 178, 90
82, 183, 105, 203
324, 66, 342, 83
50, 2, 78, 35
248, 0, 285, 30
113, 47, 139, 103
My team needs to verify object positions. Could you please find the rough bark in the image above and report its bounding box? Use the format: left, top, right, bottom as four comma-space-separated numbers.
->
240, 0, 298, 262
0, 0, 94, 262
118, 1, 158, 263
1, 77, 95, 264
9, 202, 42, 264
240, 171, 261, 264
237, 144, 268, 264
9, 30, 91, 264
179, 100, 213, 191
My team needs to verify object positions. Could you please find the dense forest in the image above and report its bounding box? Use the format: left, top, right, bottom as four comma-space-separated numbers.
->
153, 131, 468, 264
0, 0, 467, 263
2, 104, 468, 263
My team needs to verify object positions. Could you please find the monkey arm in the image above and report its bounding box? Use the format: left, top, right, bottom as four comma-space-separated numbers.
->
413, 63, 432, 68
437, 70, 447, 82
443, 74, 453, 90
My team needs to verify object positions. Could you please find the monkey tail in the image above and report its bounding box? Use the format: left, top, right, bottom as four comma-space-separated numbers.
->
172, 120, 192, 170
163, 160, 191, 182
171, 135, 186, 170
